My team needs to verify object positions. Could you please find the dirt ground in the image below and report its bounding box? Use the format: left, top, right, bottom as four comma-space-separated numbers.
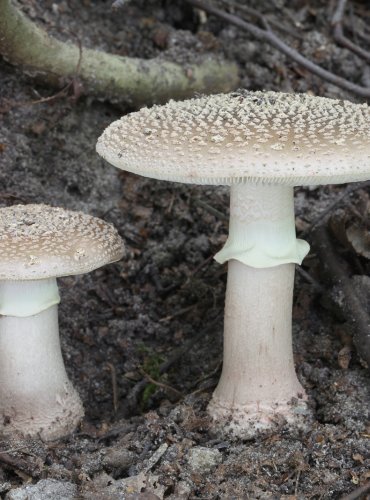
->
0, 0, 370, 498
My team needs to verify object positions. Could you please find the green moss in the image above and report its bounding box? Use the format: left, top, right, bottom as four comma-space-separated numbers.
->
139, 349, 165, 409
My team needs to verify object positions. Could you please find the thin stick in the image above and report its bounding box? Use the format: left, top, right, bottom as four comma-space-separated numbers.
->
295, 266, 324, 293
186, 0, 370, 98
332, 0, 370, 63
190, 359, 222, 394
294, 469, 301, 496
106, 362, 118, 413
0, 446, 28, 454
138, 367, 183, 399
192, 198, 228, 221
159, 304, 197, 323
221, 0, 303, 39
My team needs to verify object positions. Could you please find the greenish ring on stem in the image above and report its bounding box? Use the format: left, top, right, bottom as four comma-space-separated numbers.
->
214, 183, 310, 268
0, 279, 61, 317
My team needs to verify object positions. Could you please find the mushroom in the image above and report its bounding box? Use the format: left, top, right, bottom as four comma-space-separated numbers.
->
0, 204, 124, 440
96, 91, 370, 438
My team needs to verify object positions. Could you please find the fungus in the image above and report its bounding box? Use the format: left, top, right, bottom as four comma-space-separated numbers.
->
0, 204, 124, 440
96, 91, 370, 438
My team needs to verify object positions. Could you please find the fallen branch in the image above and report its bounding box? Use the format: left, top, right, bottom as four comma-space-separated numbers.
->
0, 0, 239, 108
311, 225, 370, 368
186, 0, 370, 98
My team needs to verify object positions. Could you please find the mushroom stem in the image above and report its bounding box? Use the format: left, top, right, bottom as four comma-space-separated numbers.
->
214, 183, 309, 267
0, 280, 84, 440
209, 262, 307, 437
209, 183, 310, 437
0, 278, 60, 317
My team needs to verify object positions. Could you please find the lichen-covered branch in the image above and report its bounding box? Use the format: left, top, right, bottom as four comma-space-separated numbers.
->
0, 0, 239, 107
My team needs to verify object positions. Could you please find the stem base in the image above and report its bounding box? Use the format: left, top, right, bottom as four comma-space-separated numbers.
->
208, 396, 311, 439
0, 303, 83, 440
208, 260, 311, 438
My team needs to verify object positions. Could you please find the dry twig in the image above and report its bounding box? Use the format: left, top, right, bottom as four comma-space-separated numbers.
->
332, 0, 370, 63
106, 362, 118, 413
159, 304, 198, 323
295, 266, 324, 293
186, 0, 370, 97
192, 198, 228, 222
138, 367, 183, 399
221, 0, 303, 39
189, 359, 222, 395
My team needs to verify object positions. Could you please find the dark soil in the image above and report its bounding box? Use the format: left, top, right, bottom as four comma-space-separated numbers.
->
0, 0, 369, 498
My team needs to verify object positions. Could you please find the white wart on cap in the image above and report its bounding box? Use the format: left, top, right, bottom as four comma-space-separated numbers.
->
96, 91, 370, 186
0, 204, 125, 440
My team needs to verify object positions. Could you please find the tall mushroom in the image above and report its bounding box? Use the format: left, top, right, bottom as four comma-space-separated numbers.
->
96, 91, 370, 438
0, 204, 124, 440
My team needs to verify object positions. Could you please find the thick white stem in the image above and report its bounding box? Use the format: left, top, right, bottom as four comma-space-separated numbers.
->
217, 262, 303, 403
0, 280, 83, 440
209, 262, 307, 437
209, 184, 310, 437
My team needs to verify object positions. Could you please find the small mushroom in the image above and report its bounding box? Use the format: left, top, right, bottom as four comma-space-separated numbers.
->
0, 204, 124, 440
96, 91, 370, 438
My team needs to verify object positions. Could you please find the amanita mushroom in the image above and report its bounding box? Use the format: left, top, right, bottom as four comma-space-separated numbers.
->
0, 204, 124, 440
96, 91, 370, 438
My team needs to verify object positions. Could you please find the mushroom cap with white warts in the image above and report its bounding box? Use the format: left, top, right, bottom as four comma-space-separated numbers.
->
96, 90, 370, 186
0, 204, 125, 280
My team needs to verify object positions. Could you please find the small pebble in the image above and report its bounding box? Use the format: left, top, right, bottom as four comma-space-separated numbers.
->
5, 479, 76, 500
187, 446, 222, 474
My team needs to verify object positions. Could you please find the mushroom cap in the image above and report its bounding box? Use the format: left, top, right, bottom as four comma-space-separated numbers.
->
0, 204, 125, 280
96, 91, 370, 186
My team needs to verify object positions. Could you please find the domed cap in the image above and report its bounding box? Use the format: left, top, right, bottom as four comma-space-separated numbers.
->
0, 204, 125, 280
96, 91, 370, 186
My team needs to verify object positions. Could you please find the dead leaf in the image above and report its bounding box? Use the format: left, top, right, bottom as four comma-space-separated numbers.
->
353, 453, 364, 464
